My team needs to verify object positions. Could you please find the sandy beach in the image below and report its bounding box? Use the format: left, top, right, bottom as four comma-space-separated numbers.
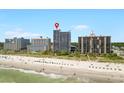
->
0, 54, 124, 82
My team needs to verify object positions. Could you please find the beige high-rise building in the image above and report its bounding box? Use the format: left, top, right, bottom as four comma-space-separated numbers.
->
78, 33, 111, 54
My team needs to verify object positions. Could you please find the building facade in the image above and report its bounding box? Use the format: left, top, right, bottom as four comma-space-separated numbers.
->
4, 37, 30, 51
53, 29, 71, 52
78, 35, 111, 54
27, 37, 51, 51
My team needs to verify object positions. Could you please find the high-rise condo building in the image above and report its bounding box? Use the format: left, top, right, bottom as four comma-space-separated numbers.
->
53, 23, 71, 52
4, 37, 30, 51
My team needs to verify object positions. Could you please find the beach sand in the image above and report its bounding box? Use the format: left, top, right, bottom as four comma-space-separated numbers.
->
0, 55, 124, 83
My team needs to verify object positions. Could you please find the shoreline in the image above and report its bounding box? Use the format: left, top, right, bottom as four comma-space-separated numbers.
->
0, 66, 66, 79
0, 54, 124, 82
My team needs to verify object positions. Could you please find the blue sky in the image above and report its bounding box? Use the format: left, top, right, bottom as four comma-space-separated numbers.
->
0, 9, 124, 42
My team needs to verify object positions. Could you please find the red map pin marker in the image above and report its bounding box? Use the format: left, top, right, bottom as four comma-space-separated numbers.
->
55, 23, 59, 30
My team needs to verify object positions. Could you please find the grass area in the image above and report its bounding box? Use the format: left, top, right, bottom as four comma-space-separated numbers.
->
0, 68, 80, 83
17, 53, 124, 63
112, 42, 124, 47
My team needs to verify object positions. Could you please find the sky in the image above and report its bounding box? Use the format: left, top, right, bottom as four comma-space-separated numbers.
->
0, 0, 124, 9
0, 9, 124, 42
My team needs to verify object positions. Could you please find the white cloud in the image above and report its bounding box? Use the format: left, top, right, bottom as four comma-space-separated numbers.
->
5, 28, 41, 38
0, 24, 19, 28
71, 24, 90, 31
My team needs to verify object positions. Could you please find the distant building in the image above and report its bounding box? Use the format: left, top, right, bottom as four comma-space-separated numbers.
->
51, 43, 53, 51
78, 32, 111, 54
4, 37, 30, 51
70, 45, 77, 52
53, 23, 71, 52
27, 37, 51, 51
